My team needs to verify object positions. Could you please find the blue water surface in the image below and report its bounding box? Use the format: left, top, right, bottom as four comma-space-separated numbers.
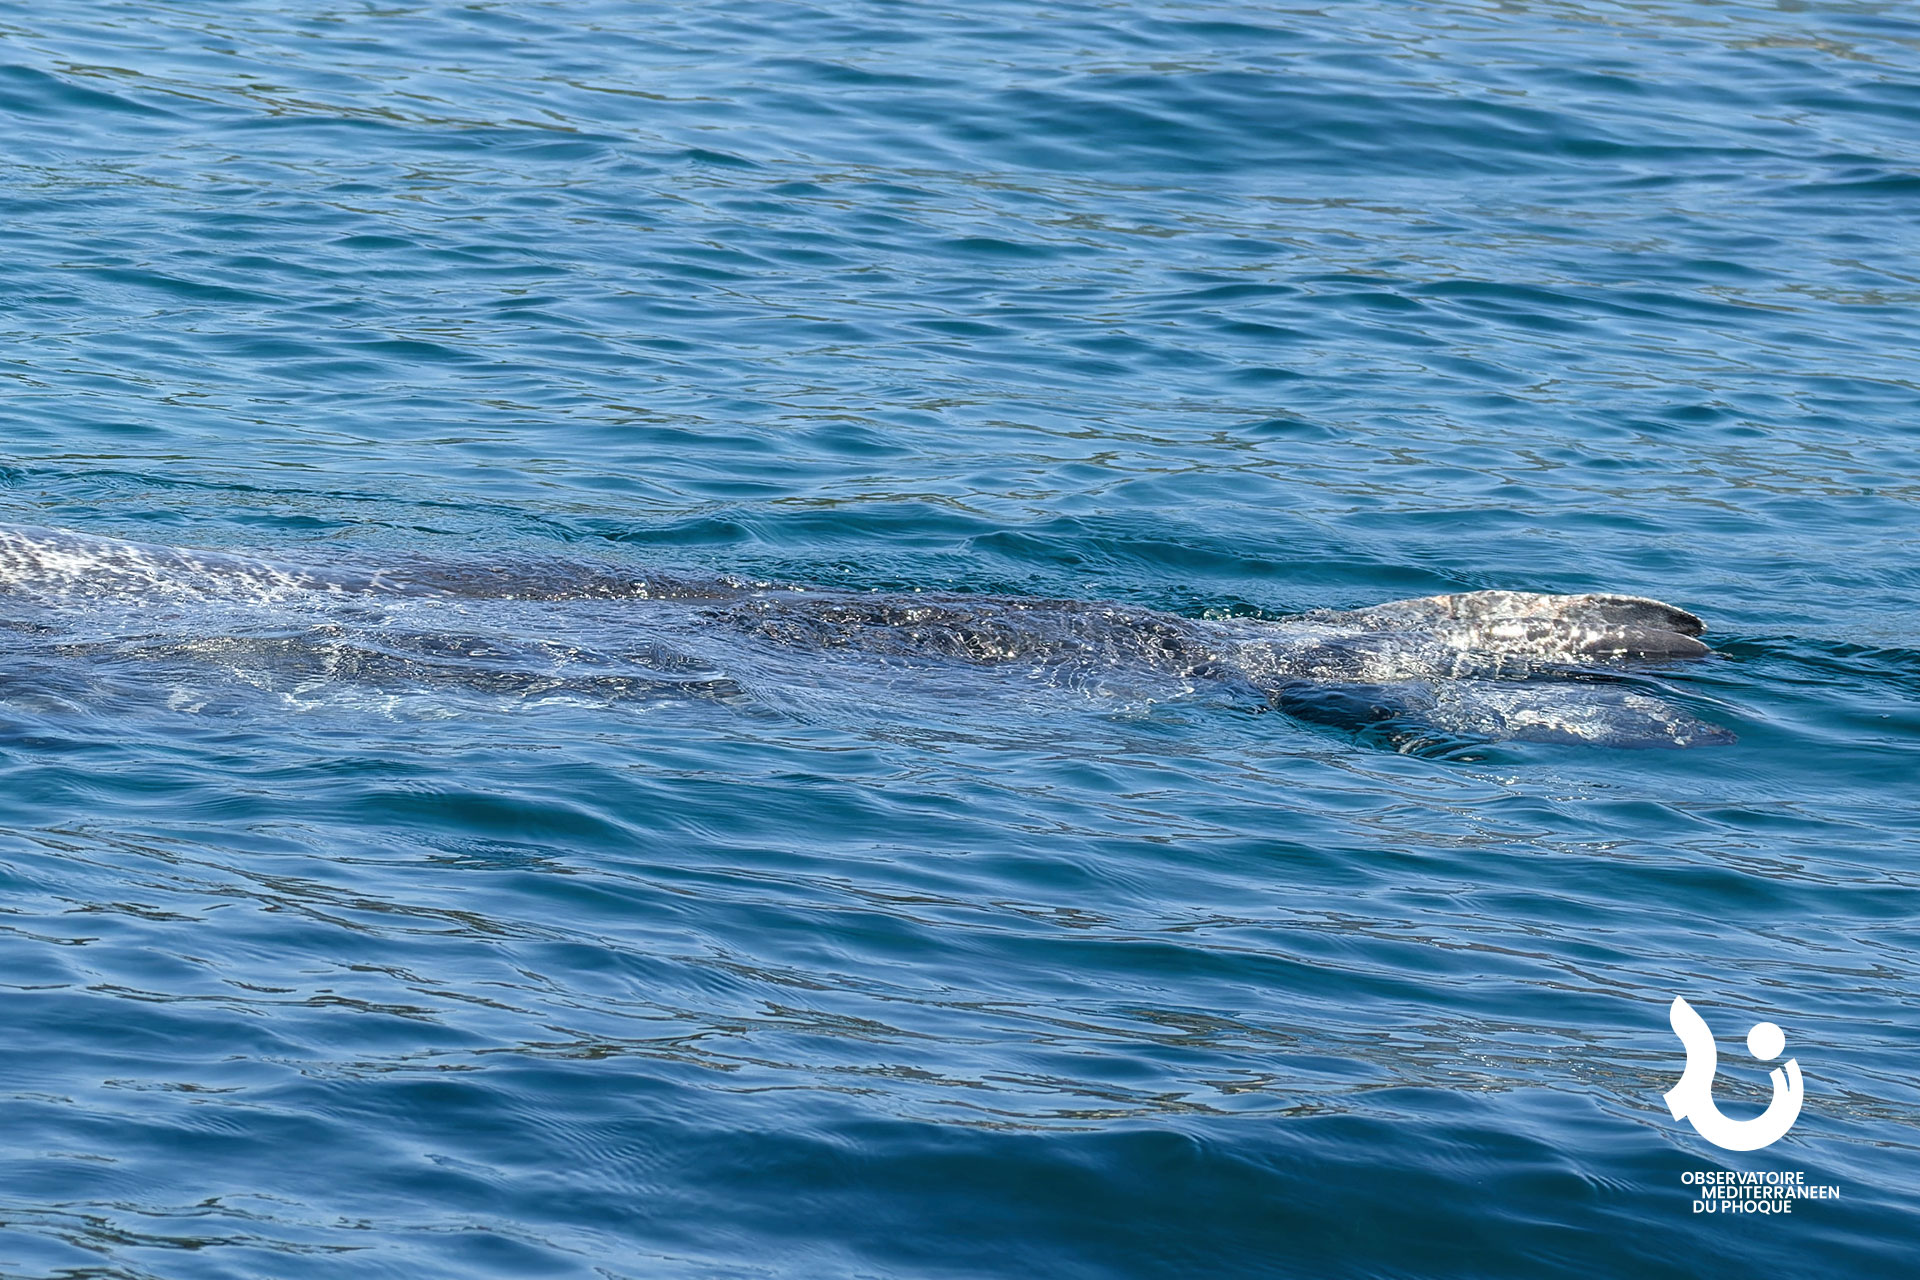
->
1, 1, 1917, 1276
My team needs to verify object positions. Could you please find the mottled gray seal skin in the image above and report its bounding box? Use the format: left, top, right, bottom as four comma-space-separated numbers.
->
0, 523, 1731, 750
0, 523, 734, 604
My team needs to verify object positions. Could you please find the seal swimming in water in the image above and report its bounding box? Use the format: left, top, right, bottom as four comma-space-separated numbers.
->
0, 523, 1731, 750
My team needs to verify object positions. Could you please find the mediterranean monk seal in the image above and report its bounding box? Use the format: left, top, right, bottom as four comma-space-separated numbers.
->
0, 523, 1731, 751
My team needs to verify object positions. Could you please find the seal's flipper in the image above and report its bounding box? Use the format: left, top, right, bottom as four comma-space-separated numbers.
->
1310, 590, 1710, 662
1271, 676, 1734, 751
1424, 679, 1734, 747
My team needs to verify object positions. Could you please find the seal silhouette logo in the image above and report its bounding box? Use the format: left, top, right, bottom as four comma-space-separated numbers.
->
1663, 997, 1803, 1151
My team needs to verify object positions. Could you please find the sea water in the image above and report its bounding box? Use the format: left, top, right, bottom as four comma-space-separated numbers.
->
0, 2, 1915, 1276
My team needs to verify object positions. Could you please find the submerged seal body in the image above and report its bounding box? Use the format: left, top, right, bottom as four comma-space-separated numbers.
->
0, 524, 1730, 750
